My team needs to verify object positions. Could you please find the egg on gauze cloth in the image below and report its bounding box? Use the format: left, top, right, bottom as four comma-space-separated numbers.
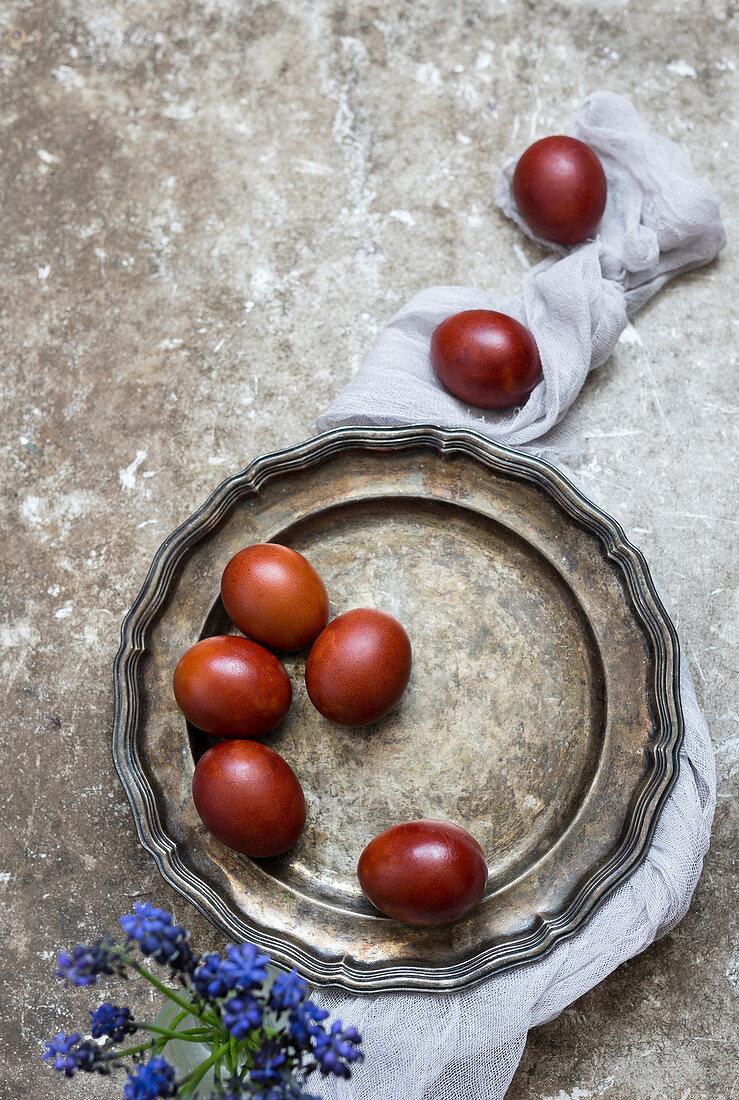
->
431, 310, 542, 410
512, 135, 607, 246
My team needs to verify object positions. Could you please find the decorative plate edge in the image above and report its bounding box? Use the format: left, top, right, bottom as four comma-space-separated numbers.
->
112, 425, 683, 992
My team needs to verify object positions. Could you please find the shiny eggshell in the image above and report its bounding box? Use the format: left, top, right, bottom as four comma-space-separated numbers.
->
305, 608, 412, 727
192, 739, 306, 857
357, 819, 488, 926
221, 543, 330, 651
431, 310, 541, 409
512, 135, 607, 246
173, 635, 291, 738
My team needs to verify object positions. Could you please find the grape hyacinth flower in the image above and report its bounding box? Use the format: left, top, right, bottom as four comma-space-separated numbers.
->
123, 1056, 177, 1099
43, 1032, 109, 1077
90, 1002, 136, 1042
221, 993, 264, 1039
249, 1043, 287, 1087
120, 902, 195, 973
288, 999, 330, 1048
56, 937, 124, 986
269, 969, 309, 1014
219, 942, 270, 992
191, 952, 231, 1002
43, 903, 363, 1097
313, 1021, 364, 1079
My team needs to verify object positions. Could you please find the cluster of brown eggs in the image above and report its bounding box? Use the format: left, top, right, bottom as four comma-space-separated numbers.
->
173, 544, 488, 926
174, 544, 412, 740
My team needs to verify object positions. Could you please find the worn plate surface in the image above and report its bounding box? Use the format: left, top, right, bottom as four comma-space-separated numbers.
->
113, 426, 682, 991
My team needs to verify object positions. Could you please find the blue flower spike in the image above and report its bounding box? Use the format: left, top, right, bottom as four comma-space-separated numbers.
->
250, 1042, 288, 1086
90, 1001, 136, 1042
269, 969, 309, 1014
192, 951, 230, 1001
313, 1020, 364, 1079
221, 993, 264, 1039
42, 1032, 109, 1077
288, 999, 329, 1048
219, 941, 270, 992
123, 1055, 177, 1099
56, 937, 124, 986
120, 902, 195, 974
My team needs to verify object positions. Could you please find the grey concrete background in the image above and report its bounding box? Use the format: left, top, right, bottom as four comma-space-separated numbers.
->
0, 0, 736, 1097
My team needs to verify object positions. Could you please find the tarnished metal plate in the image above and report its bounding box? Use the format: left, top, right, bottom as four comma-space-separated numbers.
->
113, 426, 682, 992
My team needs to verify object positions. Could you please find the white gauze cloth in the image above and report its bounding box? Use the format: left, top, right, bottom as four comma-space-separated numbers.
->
314, 660, 714, 1100
317, 91, 726, 465
312, 92, 722, 1099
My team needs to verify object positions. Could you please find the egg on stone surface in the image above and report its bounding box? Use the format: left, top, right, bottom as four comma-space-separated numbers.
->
357, 819, 488, 926
192, 739, 306, 857
221, 543, 330, 651
430, 309, 541, 409
512, 135, 607, 246
173, 634, 291, 738
305, 608, 412, 727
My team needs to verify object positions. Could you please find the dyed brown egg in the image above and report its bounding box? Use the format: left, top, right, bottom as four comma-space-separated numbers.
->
173, 635, 291, 738
221, 543, 330, 652
357, 819, 488, 926
512, 135, 607, 246
192, 739, 306, 857
305, 608, 412, 727
431, 310, 541, 409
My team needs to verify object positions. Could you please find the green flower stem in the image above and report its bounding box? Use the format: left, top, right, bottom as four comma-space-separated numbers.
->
137, 1023, 213, 1041
120, 955, 218, 1025
178, 1040, 231, 1097
237, 1055, 251, 1083
111, 1041, 160, 1060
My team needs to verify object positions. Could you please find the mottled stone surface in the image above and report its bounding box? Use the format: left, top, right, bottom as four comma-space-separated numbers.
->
0, 1, 735, 1098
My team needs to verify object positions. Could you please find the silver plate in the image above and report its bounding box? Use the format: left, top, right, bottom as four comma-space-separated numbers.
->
113, 426, 682, 991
